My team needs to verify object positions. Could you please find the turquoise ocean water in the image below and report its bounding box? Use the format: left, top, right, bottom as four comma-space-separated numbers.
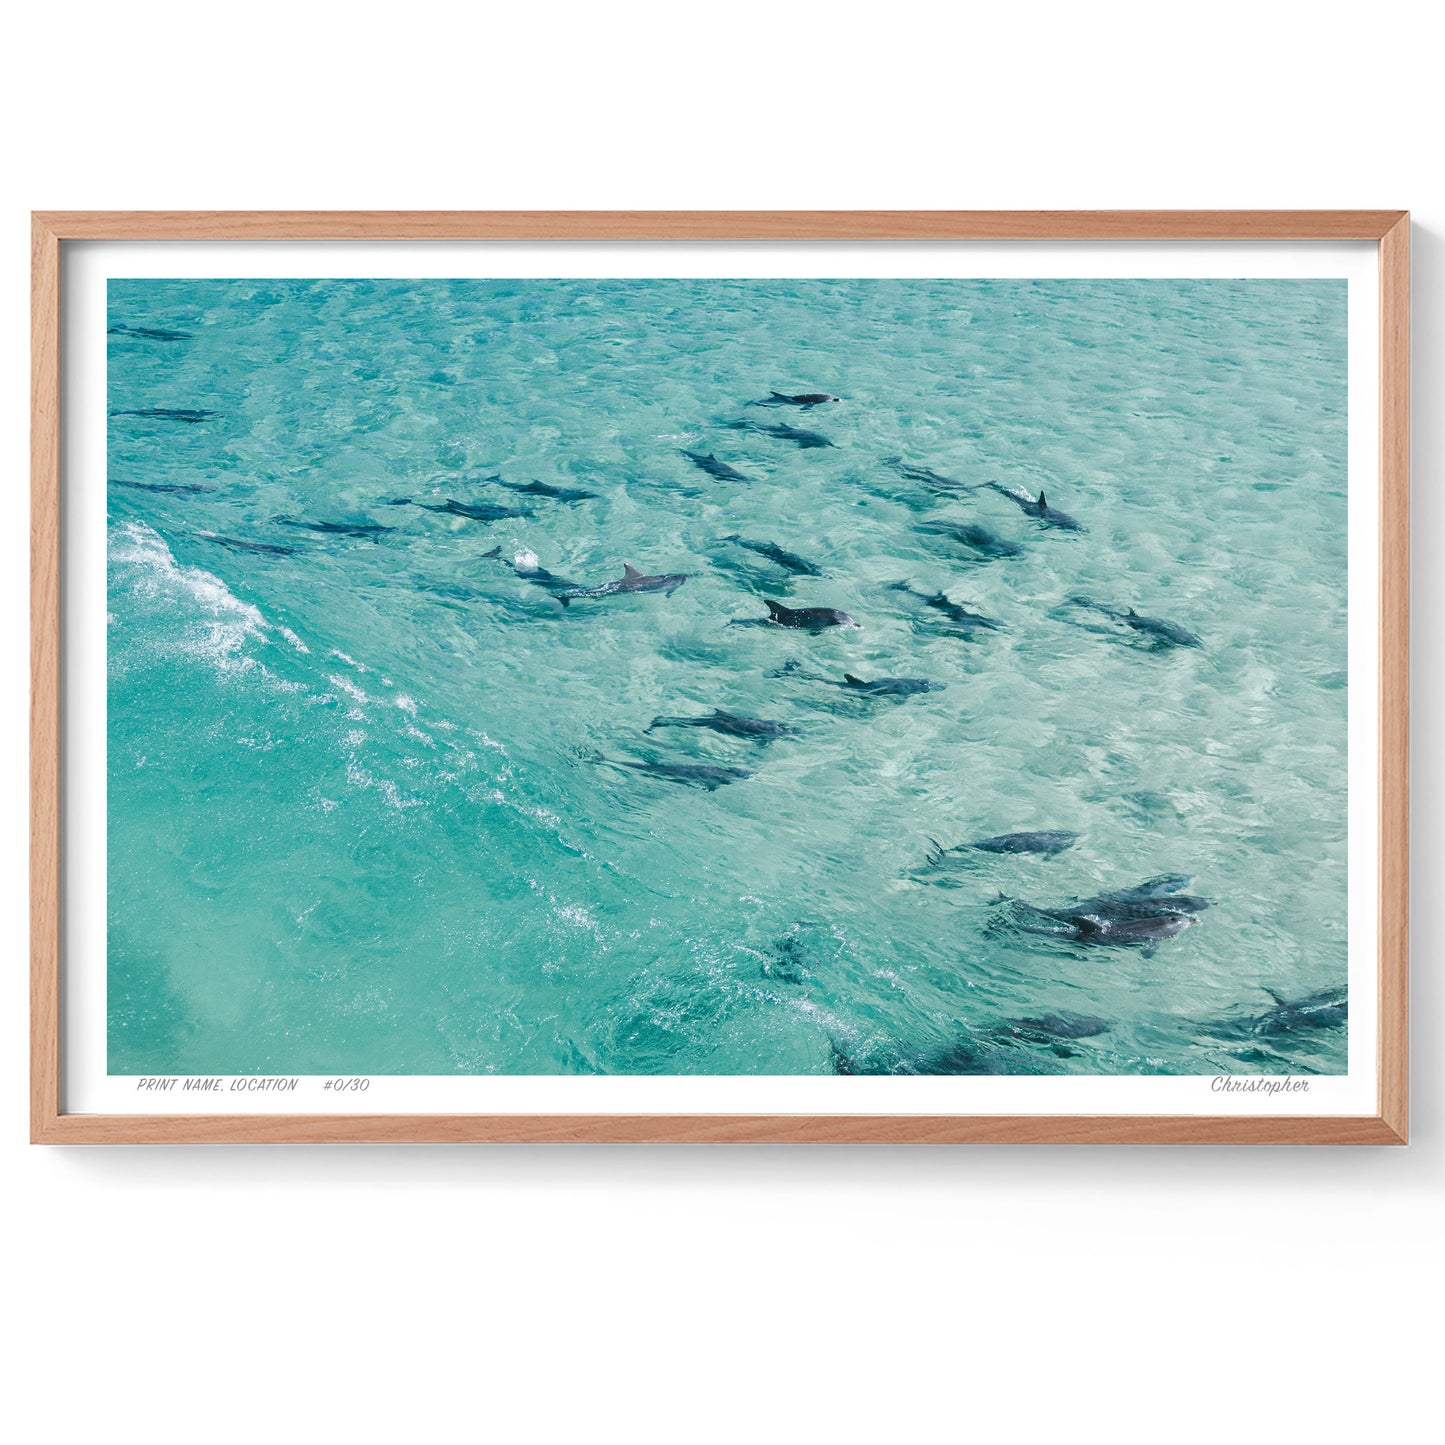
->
106, 276, 1348, 1076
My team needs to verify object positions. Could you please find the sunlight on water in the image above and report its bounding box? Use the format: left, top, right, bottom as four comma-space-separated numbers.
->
106, 277, 1348, 1075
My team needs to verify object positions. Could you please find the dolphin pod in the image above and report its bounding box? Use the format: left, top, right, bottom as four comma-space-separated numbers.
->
121, 341, 1299, 1074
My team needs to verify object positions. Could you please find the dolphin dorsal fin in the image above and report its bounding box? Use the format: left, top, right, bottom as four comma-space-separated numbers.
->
765, 599, 788, 618
1263, 987, 1288, 1007
843, 673, 866, 686
1038, 490, 1047, 508
1126, 607, 1137, 618
622, 563, 644, 580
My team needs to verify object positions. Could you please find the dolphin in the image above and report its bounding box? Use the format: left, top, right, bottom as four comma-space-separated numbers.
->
479, 546, 584, 599
108, 323, 194, 341
725, 419, 834, 449
275, 517, 397, 538
196, 531, 297, 557
557, 563, 689, 605
1208, 987, 1348, 1040
647, 709, 799, 743
1002, 1011, 1111, 1041
721, 536, 823, 576
917, 832, 1077, 882
969, 831, 1079, 856
1071, 597, 1203, 650
761, 932, 813, 985
408, 498, 532, 522
990, 876, 1208, 956
889, 459, 974, 494
888, 581, 1003, 634
111, 408, 218, 423
1035, 876, 1212, 925
745, 599, 860, 631
1092, 874, 1196, 902
749, 391, 841, 409
1253, 987, 1348, 1034
918, 521, 1024, 560
1073, 913, 1198, 950
832, 1040, 991, 1076
682, 450, 754, 482
111, 478, 216, 496
493, 478, 599, 502
984, 482, 1086, 532
597, 756, 752, 790
771, 660, 943, 697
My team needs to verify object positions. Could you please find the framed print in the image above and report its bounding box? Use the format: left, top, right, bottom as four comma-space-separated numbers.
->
31, 211, 1409, 1143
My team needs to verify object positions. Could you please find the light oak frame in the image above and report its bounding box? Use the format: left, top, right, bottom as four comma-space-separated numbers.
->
31, 211, 1410, 1143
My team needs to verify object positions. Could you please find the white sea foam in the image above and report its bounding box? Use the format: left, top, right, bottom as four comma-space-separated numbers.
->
110, 521, 269, 678
328, 674, 369, 704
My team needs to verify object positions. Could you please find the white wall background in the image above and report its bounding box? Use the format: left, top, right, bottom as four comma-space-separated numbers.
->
3, 4, 1438, 1438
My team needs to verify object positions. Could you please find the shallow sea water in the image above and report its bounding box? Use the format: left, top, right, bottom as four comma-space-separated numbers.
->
106, 276, 1348, 1075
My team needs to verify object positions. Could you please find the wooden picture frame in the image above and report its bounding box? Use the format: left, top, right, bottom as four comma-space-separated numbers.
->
31, 210, 1409, 1143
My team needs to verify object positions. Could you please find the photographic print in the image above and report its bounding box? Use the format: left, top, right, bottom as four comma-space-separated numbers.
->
104, 270, 1352, 1082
